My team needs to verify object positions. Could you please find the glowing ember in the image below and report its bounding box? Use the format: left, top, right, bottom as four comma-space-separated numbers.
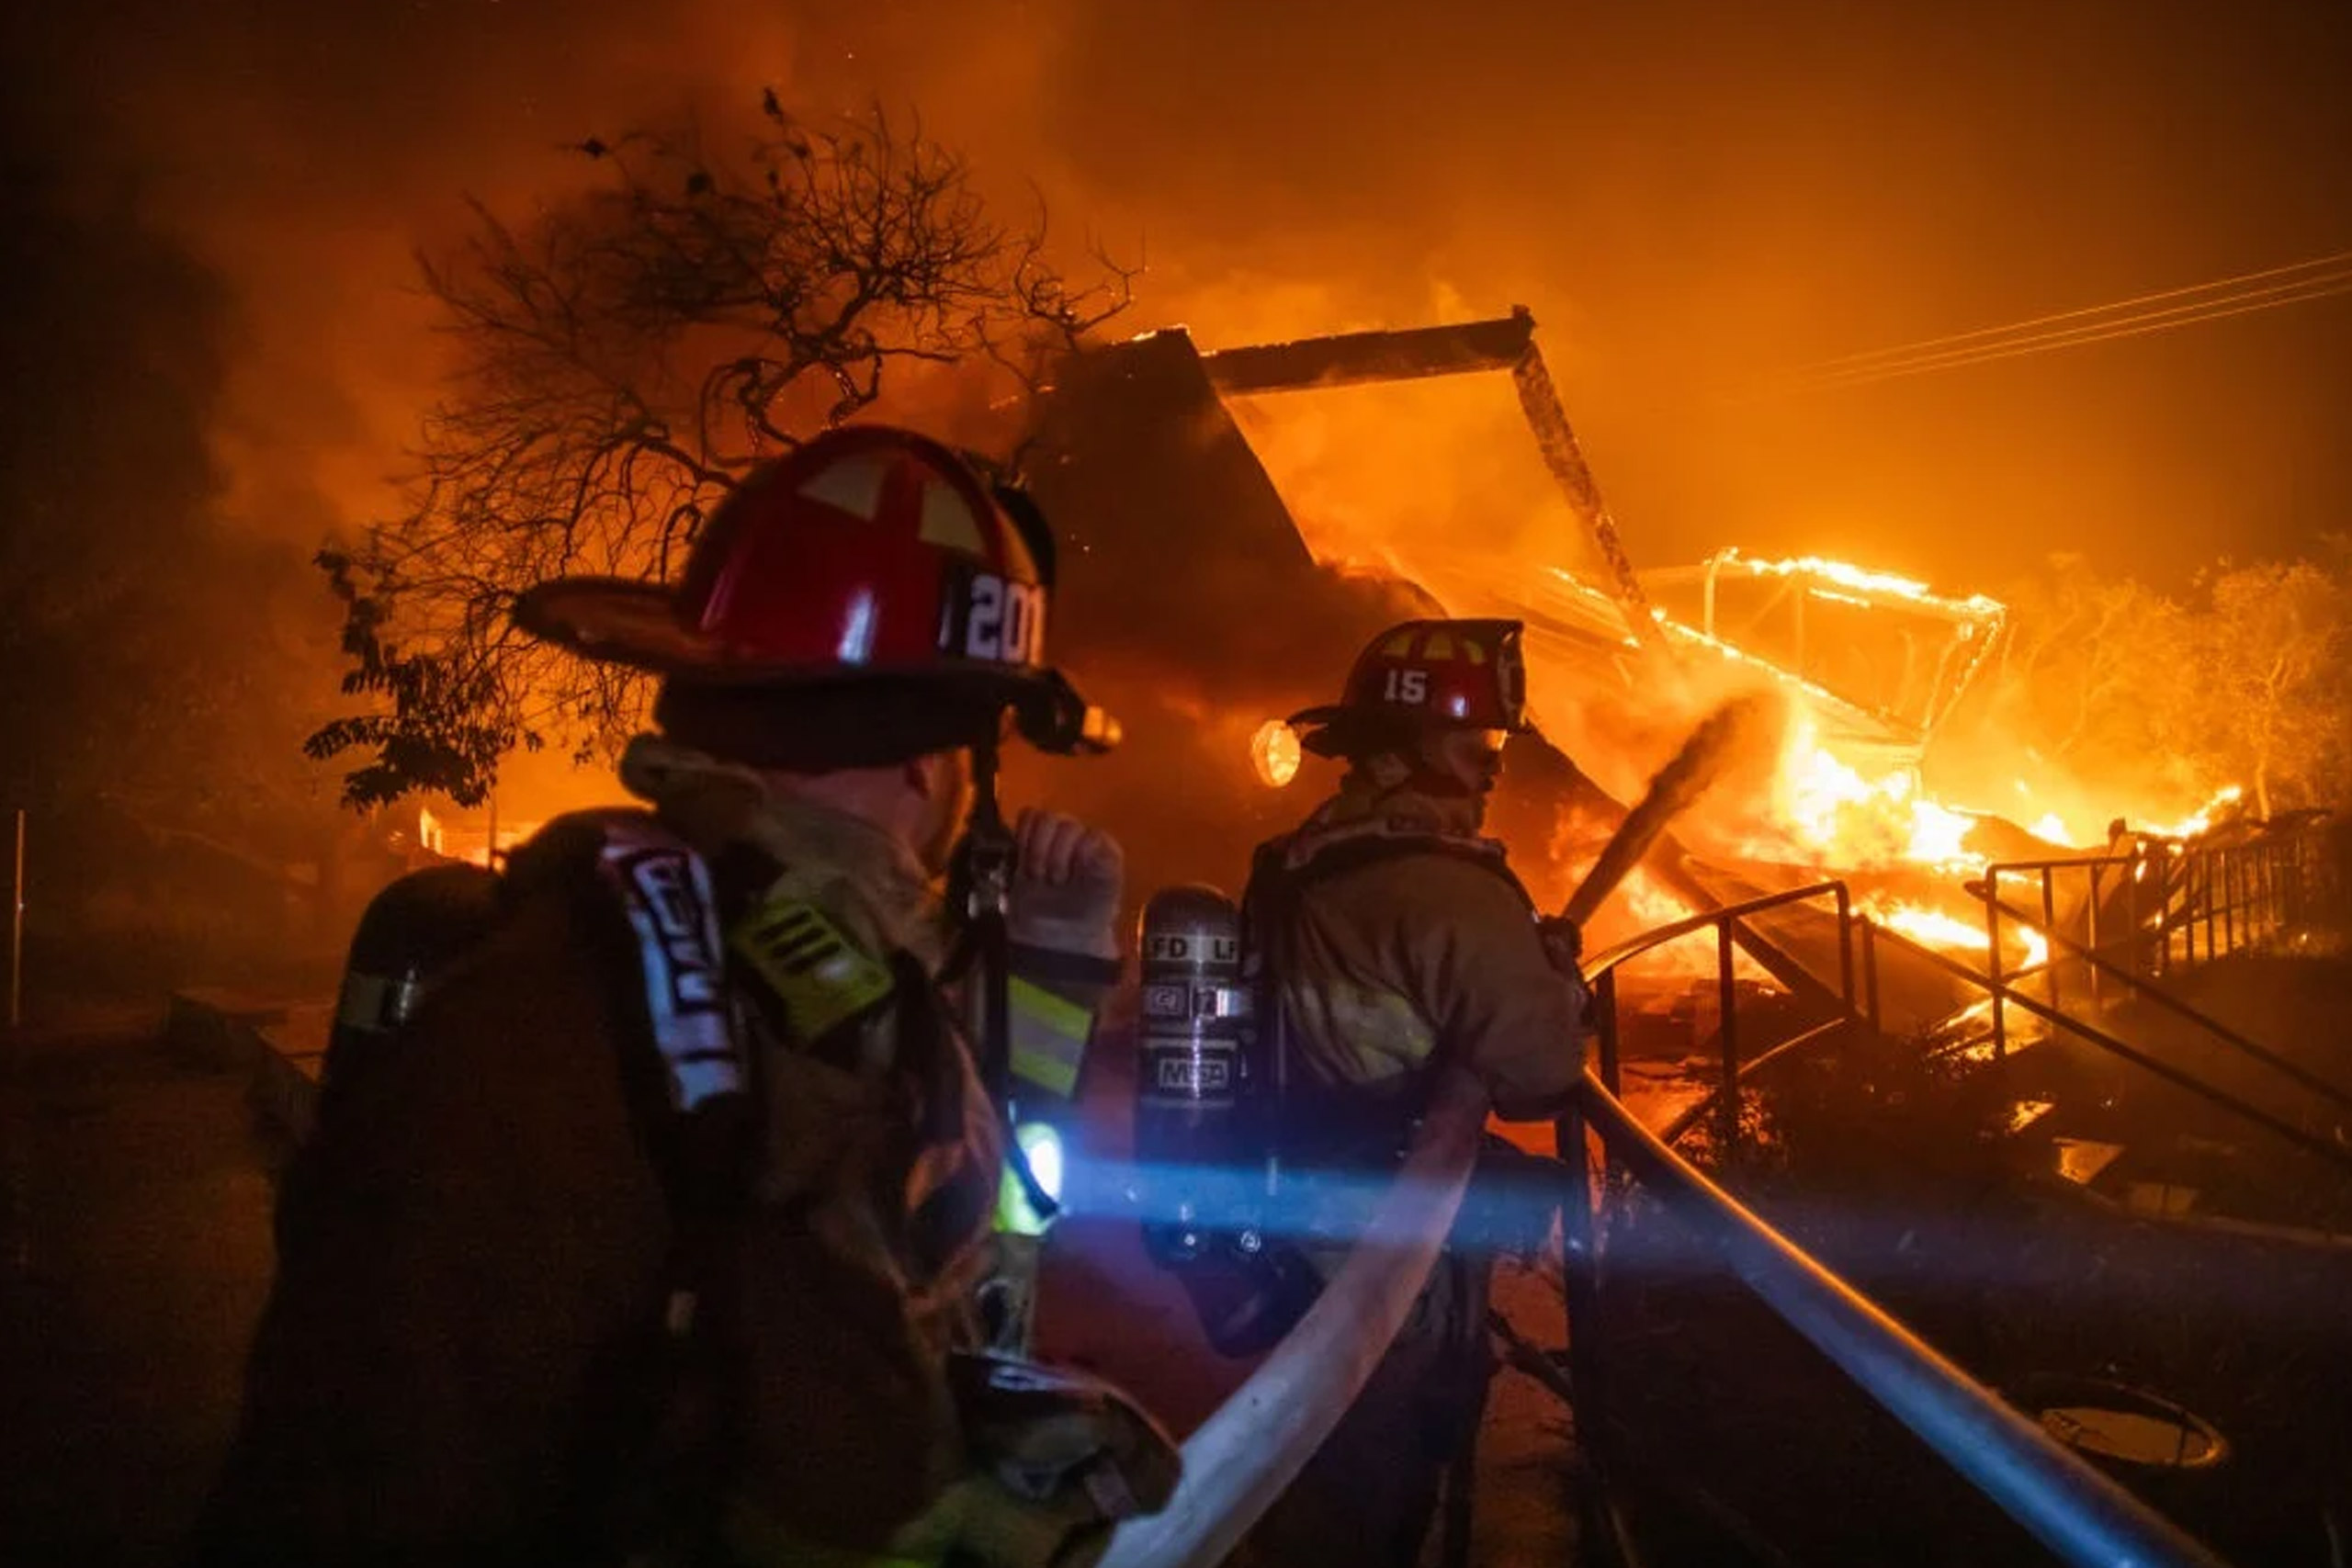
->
1250, 719, 1303, 788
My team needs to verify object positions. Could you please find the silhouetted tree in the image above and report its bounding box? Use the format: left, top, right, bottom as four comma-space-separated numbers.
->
1962, 550, 2352, 820
309, 98, 1135, 806
2188, 558, 2348, 818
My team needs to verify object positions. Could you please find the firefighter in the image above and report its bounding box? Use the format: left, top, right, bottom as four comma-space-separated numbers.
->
189, 427, 1173, 1567
1238, 616, 1589, 1568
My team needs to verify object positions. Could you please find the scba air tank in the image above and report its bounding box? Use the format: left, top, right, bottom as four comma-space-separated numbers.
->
1134, 884, 1255, 1266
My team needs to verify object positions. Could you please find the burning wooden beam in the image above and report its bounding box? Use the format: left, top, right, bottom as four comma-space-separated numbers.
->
1196, 311, 1537, 395
1200, 307, 1672, 658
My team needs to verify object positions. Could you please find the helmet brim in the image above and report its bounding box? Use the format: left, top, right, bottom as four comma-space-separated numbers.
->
1283, 703, 1529, 759
513, 575, 1116, 753
513, 576, 728, 676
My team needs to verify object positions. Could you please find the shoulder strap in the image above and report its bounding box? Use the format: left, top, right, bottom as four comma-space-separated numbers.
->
509, 809, 760, 1561
1256, 819, 1537, 913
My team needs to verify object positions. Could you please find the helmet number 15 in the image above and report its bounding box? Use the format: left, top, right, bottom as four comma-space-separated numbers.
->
1384, 668, 1429, 705
966, 572, 1043, 666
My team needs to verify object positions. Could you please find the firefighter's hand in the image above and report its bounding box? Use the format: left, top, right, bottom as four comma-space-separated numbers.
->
1537, 914, 1583, 976
1008, 808, 1124, 960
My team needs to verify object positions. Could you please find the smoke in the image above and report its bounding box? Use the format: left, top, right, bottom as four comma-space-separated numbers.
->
17, 0, 2352, 567
9, 0, 2352, 842
4, 0, 827, 552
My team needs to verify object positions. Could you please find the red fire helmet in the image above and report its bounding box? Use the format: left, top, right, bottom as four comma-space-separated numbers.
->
1288, 618, 1529, 758
513, 425, 1114, 753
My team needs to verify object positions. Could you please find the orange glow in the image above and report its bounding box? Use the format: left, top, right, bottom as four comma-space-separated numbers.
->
417, 805, 541, 868
1711, 547, 2007, 620
1591, 867, 1779, 985
1863, 894, 2050, 970
2144, 784, 2245, 840
1752, 711, 1987, 875
1250, 719, 1303, 788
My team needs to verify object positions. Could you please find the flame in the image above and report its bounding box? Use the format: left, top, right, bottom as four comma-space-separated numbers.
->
2143, 784, 2245, 841
1569, 867, 1771, 985
1713, 547, 2007, 620
1863, 895, 2050, 971
1757, 711, 1986, 875
1870, 901, 1989, 953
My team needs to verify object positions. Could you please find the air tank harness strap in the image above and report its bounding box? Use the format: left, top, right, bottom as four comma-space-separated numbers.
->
942, 739, 1061, 1228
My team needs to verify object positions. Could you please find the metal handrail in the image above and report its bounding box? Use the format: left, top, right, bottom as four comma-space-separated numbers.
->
1559, 1071, 2233, 1568
1579, 879, 1855, 1151
1581, 878, 1853, 980
1655, 1015, 1851, 1147
1867, 920, 2352, 1177
1976, 888, 2352, 1116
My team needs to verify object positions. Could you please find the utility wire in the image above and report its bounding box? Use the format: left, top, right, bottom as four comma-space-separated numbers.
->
1750, 247, 2352, 398
1783, 249, 2352, 374
1784, 271, 2352, 392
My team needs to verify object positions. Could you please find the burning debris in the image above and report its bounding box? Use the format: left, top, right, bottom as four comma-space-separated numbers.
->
1060, 308, 2264, 990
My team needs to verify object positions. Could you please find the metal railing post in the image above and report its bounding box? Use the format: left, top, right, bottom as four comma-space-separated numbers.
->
2202, 851, 2217, 961
1593, 968, 1621, 1097
1555, 1101, 1604, 1430
1985, 873, 2006, 1058
2251, 844, 2263, 946
1717, 919, 1740, 1154
2223, 850, 2237, 954
2086, 864, 2103, 1010
2127, 849, 2146, 993
2155, 846, 2175, 975
1834, 883, 1856, 1017
1860, 917, 1883, 1038
2041, 867, 2062, 1013
2267, 841, 2282, 943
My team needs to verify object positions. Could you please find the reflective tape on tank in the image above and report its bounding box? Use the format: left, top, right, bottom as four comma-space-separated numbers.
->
1007, 975, 1091, 1099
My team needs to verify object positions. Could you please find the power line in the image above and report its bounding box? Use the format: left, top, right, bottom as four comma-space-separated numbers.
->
1751, 247, 2352, 398
1781, 249, 2352, 375
1783, 270, 2352, 393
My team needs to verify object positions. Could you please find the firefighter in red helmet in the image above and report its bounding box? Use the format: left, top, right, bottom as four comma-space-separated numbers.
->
192, 427, 1173, 1568
1238, 617, 1589, 1568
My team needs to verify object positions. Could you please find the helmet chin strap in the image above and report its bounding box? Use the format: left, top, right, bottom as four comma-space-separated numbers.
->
1363, 740, 1480, 801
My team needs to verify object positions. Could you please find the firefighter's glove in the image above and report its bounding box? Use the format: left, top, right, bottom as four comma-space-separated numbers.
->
1537, 914, 1583, 977
935, 1349, 1180, 1567
1007, 808, 1124, 961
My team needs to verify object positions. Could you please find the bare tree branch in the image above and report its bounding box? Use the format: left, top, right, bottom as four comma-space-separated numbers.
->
310, 96, 1136, 806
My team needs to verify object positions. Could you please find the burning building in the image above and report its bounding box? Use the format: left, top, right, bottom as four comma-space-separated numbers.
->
1009, 305, 2208, 1008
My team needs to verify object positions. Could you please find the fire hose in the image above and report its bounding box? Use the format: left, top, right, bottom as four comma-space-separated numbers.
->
1085, 694, 1770, 1568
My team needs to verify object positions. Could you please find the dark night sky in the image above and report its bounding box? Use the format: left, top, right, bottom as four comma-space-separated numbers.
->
6, 0, 2351, 599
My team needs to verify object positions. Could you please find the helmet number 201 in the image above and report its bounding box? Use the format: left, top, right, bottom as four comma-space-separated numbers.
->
1384, 668, 1429, 705
966, 572, 1043, 665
